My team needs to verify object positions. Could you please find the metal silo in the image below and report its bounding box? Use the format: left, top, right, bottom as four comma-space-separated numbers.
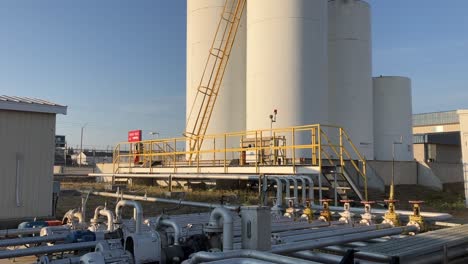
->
186, 0, 246, 159
246, 0, 328, 158
328, 0, 373, 159
373, 76, 413, 161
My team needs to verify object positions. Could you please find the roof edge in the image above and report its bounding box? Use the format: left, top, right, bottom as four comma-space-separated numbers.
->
0, 100, 67, 115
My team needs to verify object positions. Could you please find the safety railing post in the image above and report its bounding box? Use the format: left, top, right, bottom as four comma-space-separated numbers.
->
224, 134, 227, 173
173, 139, 177, 173
339, 128, 344, 167
213, 137, 216, 166
292, 128, 295, 169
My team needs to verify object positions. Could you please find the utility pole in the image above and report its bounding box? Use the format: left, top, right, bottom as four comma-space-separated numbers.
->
390, 136, 403, 200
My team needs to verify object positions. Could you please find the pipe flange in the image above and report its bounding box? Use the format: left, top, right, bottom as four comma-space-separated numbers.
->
204, 223, 223, 234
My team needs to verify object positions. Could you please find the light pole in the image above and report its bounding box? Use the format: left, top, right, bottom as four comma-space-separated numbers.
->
79, 123, 88, 167
390, 136, 403, 200
269, 109, 277, 164
149, 131, 159, 140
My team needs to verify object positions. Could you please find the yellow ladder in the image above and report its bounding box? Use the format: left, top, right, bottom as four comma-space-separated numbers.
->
185, 0, 246, 160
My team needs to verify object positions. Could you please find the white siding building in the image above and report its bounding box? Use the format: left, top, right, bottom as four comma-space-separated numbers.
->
0, 96, 67, 221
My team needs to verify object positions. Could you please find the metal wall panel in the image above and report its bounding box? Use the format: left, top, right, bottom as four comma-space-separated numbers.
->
0, 110, 55, 220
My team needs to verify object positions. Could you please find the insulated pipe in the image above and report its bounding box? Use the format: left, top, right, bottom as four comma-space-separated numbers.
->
299, 176, 314, 205
287, 177, 299, 205
90, 191, 239, 211
115, 200, 143, 234
281, 178, 291, 201
291, 251, 379, 264
0, 227, 42, 237
159, 219, 181, 245
90, 173, 259, 180
269, 226, 418, 254
72, 211, 84, 224
311, 205, 452, 220
0, 241, 98, 259
0, 234, 69, 247
297, 177, 307, 206
270, 177, 283, 207
92, 206, 105, 222
203, 258, 273, 264
209, 207, 234, 251
99, 209, 115, 232
184, 250, 318, 264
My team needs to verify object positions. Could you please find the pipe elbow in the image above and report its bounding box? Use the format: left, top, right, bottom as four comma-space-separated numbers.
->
99, 209, 115, 232
160, 219, 181, 245
115, 200, 143, 234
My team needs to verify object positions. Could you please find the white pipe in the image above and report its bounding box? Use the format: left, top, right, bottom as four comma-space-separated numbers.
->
0, 241, 98, 259
90, 173, 259, 180
209, 207, 234, 251
0, 227, 42, 237
159, 219, 181, 245
92, 206, 105, 222
281, 178, 291, 201
287, 177, 299, 206
115, 200, 143, 234
296, 177, 307, 206
72, 211, 84, 224
99, 209, 115, 232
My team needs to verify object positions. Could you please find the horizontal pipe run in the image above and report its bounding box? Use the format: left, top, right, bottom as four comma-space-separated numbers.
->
270, 226, 418, 254
90, 191, 240, 211
90, 173, 259, 180
0, 241, 98, 259
0, 234, 69, 247
291, 251, 380, 264
184, 249, 319, 264
311, 205, 452, 220
0, 227, 42, 238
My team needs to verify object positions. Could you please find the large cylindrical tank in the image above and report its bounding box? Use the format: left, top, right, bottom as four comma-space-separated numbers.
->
373, 76, 413, 161
246, 0, 328, 158
186, 0, 246, 159
328, 0, 373, 159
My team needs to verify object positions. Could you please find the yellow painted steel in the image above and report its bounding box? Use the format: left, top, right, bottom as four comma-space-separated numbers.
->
113, 124, 368, 198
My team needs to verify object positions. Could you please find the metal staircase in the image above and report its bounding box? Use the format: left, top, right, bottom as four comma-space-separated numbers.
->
321, 165, 364, 202
185, 0, 246, 161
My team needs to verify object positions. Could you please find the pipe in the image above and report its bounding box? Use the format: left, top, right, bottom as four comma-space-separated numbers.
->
159, 219, 181, 245
287, 177, 298, 206
291, 251, 379, 264
0, 234, 69, 247
281, 178, 291, 201
270, 177, 283, 207
90, 173, 259, 180
202, 258, 273, 264
184, 250, 318, 264
115, 200, 143, 234
99, 209, 115, 232
0, 241, 98, 259
72, 210, 84, 224
299, 176, 314, 205
0, 227, 42, 237
209, 207, 234, 251
92, 206, 105, 222
269, 226, 418, 254
90, 191, 239, 211
311, 205, 452, 220
297, 177, 307, 206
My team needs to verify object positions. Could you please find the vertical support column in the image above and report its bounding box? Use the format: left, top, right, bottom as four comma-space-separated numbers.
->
292, 128, 296, 169
339, 128, 344, 167
224, 134, 227, 173
173, 139, 177, 173
312, 127, 317, 165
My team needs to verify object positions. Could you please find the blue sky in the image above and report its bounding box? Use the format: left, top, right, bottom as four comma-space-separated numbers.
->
1, 0, 467, 149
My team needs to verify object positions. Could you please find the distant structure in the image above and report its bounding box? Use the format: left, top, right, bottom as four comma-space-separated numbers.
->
413, 110, 468, 185
0, 96, 67, 222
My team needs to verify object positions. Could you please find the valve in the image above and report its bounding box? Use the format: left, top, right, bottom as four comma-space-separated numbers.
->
359, 201, 376, 225
318, 199, 333, 222
300, 199, 314, 222
283, 198, 297, 219
338, 200, 355, 224
407, 200, 425, 232
270, 197, 282, 218
382, 199, 400, 227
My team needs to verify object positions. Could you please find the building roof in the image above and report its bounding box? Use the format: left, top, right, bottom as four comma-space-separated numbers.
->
0, 95, 67, 115
413, 110, 458, 127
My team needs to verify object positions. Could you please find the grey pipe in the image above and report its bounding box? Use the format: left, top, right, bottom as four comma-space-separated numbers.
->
115, 200, 143, 234
90, 191, 239, 211
270, 226, 418, 254
270, 177, 283, 207
281, 178, 291, 201
287, 177, 298, 206
184, 249, 318, 264
0, 227, 42, 237
90, 173, 259, 180
0, 241, 98, 259
0, 234, 69, 247
297, 177, 307, 206
299, 176, 314, 205
291, 251, 379, 264
209, 207, 234, 251
160, 219, 181, 245
202, 258, 273, 264
99, 209, 115, 232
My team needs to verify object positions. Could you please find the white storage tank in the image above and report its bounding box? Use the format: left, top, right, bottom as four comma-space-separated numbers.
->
373, 76, 413, 161
246, 0, 328, 158
186, 0, 246, 159
328, 0, 373, 159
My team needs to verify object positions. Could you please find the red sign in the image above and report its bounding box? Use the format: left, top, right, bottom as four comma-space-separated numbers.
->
128, 130, 142, 142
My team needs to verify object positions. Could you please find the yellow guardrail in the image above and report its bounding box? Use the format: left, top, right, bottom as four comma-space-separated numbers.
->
112, 124, 367, 197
